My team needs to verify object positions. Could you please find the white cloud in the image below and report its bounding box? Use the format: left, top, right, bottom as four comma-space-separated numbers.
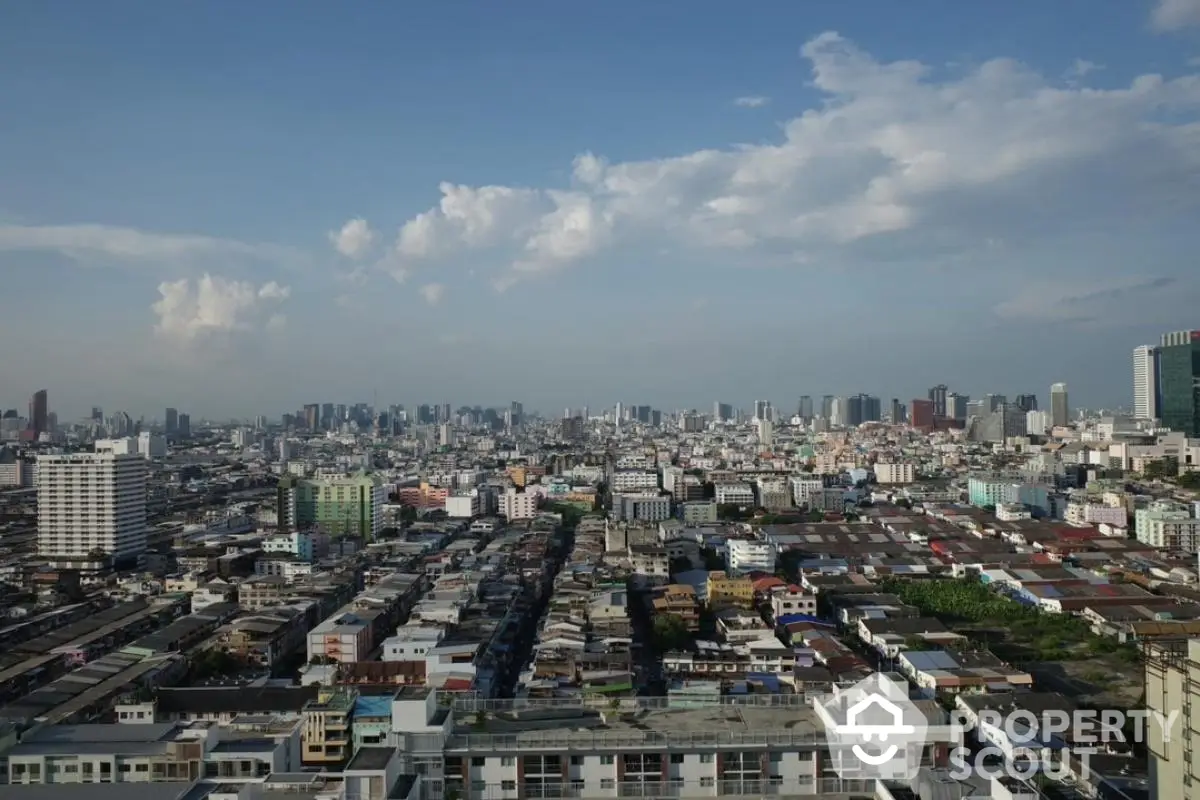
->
418, 283, 445, 305
382, 32, 1200, 289
152, 274, 291, 341
734, 95, 770, 108
0, 223, 297, 266
329, 218, 374, 259
1151, 0, 1200, 31
1065, 59, 1103, 79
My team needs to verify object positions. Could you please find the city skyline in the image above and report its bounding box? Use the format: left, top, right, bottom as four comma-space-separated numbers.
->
4, 2, 1200, 415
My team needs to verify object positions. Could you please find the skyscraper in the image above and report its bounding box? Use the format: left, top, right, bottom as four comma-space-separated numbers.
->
821, 395, 835, 419
947, 393, 969, 421
1133, 345, 1162, 421
27, 389, 47, 437
1050, 383, 1069, 428
164, 407, 178, 435
927, 385, 948, 418
1014, 395, 1038, 412
1160, 330, 1200, 436
910, 399, 935, 429
797, 396, 814, 419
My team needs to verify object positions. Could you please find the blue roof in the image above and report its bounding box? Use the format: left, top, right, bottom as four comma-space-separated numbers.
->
777, 613, 833, 627
353, 695, 393, 719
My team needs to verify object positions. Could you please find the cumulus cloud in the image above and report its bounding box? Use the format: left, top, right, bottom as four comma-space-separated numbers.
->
733, 95, 770, 108
152, 274, 291, 341
330, 218, 374, 259
380, 31, 1200, 289
1151, 0, 1200, 31
418, 283, 445, 305
0, 223, 298, 266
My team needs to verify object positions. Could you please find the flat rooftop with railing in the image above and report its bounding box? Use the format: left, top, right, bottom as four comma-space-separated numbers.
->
446, 703, 826, 751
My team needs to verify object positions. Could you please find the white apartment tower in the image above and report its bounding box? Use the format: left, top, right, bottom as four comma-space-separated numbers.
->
37, 453, 147, 567
1133, 345, 1160, 420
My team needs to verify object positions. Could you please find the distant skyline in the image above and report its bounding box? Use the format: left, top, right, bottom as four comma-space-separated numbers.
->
3, 1, 1200, 417
1, 382, 1131, 424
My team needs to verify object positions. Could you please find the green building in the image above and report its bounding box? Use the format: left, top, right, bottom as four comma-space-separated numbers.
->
1159, 330, 1200, 437
277, 471, 386, 539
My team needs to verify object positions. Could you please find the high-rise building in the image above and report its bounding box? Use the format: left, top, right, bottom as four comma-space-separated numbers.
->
927, 385, 948, 418
910, 399, 935, 430
1161, 330, 1200, 436
1050, 383, 1069, 428
276, 472, 386, 539
713, 402, 733, 421
177, 413, 191, 438
1134, 344, 1163, 421
756, 418, 773, 448
91, 407, 104, 422
753, 400, 768, 421
797, 396, 814, 419
946, 393, 969, 421
820, 395, 835, 419
164, 407, 178, 435
27, 389, 48, 437
983, 394, 1007, 412
1014, 394, 1038, 413
37, 452, 147, 568
303, 404, 320, 430
889, 398, 902, 423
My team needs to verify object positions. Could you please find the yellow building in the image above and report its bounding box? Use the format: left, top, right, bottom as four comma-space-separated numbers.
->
706, 570, 755, 610
302, 686, 357, 767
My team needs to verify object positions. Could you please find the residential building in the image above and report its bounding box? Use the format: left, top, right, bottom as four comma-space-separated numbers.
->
874, 463, 915, 484
308, 610, 374, 664
0, 447, 36, 487
277, 472, 386, 538
37, 452, 147, 569
263, 531, 316, 561
1160, 330, 1200, 436
725, 540, 775, 574
1145, 640, 1200, 798
679, 500, 718, 524
1134, 344, 1162, 421
1135, 502, 1200, 550
714, 483, 755, 505
500, 489, 537, 521
706, 571, 755, 609
611, 493, 671, 523
445, 493, 480, 518
789, 475, 824, 506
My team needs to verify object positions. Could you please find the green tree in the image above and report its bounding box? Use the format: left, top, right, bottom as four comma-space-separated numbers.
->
652, 614, 692, 652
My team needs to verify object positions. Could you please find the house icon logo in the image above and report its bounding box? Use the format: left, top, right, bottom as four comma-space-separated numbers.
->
816, 673, 928, 781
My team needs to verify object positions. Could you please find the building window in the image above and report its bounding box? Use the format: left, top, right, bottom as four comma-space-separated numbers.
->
501, 780, 516, 791
599, 755, 614, 765
699, 754, 714, 763
701, 777, 714, 787
601, 779, 615, 789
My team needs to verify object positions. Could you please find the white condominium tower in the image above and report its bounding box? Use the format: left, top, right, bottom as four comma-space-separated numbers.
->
37, 452, 147, 568
1133, 344, 1160, 420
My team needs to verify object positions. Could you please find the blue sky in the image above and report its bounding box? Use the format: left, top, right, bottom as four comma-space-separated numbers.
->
3, 0, 1200, 420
